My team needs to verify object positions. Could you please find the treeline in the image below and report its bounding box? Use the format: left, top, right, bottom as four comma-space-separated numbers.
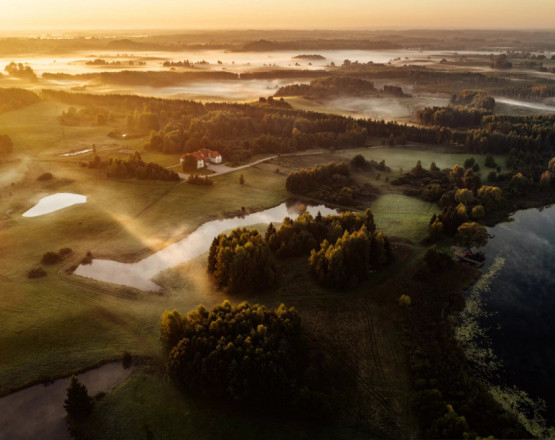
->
285, 162, 377, 206
274, 76, 408, 99
450, 91, 495, 110
40, 90, 554, 180
415, 106, 491, 128
85, 151, 179, 181
236, 39, 400, 52
160, 302, 338, 419
0, 87, 40, 114
489, 84, 555, 101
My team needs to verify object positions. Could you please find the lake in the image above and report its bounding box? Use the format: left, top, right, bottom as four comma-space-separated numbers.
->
457, 205, 555, 436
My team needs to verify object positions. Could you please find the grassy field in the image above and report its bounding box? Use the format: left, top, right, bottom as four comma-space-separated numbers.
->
0, 99, 486, 438
84, 370, 381, 440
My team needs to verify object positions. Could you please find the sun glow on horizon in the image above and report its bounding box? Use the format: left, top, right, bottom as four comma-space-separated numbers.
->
1, 0, 554, 31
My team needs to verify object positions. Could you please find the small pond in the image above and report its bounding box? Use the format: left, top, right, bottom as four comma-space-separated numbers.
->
22, 193, 87, 217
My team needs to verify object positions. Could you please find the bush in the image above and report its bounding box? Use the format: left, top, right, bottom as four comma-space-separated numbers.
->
28, 267, 46, 278
37, 172, 53, 181
59, 247, 73, 256
41, 251, 62, 265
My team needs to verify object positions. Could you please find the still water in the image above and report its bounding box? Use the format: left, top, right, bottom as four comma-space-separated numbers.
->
0, 362, 132, 440
457, 205, 555, 435
22, 193, 87, 217
74, 202, 337, 291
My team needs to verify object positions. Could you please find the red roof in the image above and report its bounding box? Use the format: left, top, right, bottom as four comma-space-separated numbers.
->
198, 148, 220, 159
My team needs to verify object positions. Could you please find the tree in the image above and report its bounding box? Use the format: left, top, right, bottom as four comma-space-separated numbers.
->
429, 219, 444, 241
64, 376, 93, 423
181, 154, 197, 172
239, 173, 245, 185
471, 205, 485, 219
455, 222, 488, 248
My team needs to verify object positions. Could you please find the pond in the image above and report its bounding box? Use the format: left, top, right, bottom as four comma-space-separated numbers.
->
22, 193, 87, 217
74, 201, 337, 291
0, 362, 133, 440
456, 205, 555, 436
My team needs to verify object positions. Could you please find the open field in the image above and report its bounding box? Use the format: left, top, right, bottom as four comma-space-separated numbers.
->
0, 98, 507, 396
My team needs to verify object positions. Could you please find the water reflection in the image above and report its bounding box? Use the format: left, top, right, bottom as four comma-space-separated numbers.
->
0, 362, 132, 440
74, 201, 337, 291
22, 193, 87, 217
460, 205, 555, 430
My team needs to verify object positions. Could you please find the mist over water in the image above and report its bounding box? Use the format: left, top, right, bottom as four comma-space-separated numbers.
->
74, 202, 337, 291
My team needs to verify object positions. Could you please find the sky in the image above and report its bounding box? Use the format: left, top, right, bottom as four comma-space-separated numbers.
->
0, 0, 554, 31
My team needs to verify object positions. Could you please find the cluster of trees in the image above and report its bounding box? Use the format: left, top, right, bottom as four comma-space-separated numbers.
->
0, 87, 40, 114
490, 53, 513, 69
86, 152, 179, 181
285, 162, 376, 206
350, 154, 390, 172
266, 209, 391, 288
274, 76, 408, 99
4, 62, 37, 80
186, 174, 213, 186
208, 210, 390, 292
207, 229, 276, 294
160, 301, 333, 418
309, 227, 390, 288
415, 106, 491, 128
450, 91, 495, 110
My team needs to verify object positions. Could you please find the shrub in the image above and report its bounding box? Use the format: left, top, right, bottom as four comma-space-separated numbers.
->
37, 172, 53, 181
41, 251, 62, 265
59, 248, 73, 256
28, 267, 47, 278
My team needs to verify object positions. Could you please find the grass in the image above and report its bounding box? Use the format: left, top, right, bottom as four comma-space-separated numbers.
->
84, 371, 381, 440
370, 194, 437, 243
0, 110, 289, 392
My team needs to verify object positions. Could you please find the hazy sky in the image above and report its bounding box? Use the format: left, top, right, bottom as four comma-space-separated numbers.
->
1, 0, 554, 30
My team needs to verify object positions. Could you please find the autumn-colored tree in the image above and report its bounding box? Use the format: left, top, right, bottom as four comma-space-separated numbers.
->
455, 222, 488, 248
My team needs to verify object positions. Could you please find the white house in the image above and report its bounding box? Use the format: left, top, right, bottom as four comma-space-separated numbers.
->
199, 149, 222, 164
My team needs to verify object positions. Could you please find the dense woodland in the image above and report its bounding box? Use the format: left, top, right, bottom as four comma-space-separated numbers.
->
274, 76, 407, 99
160, 301, 339, 419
